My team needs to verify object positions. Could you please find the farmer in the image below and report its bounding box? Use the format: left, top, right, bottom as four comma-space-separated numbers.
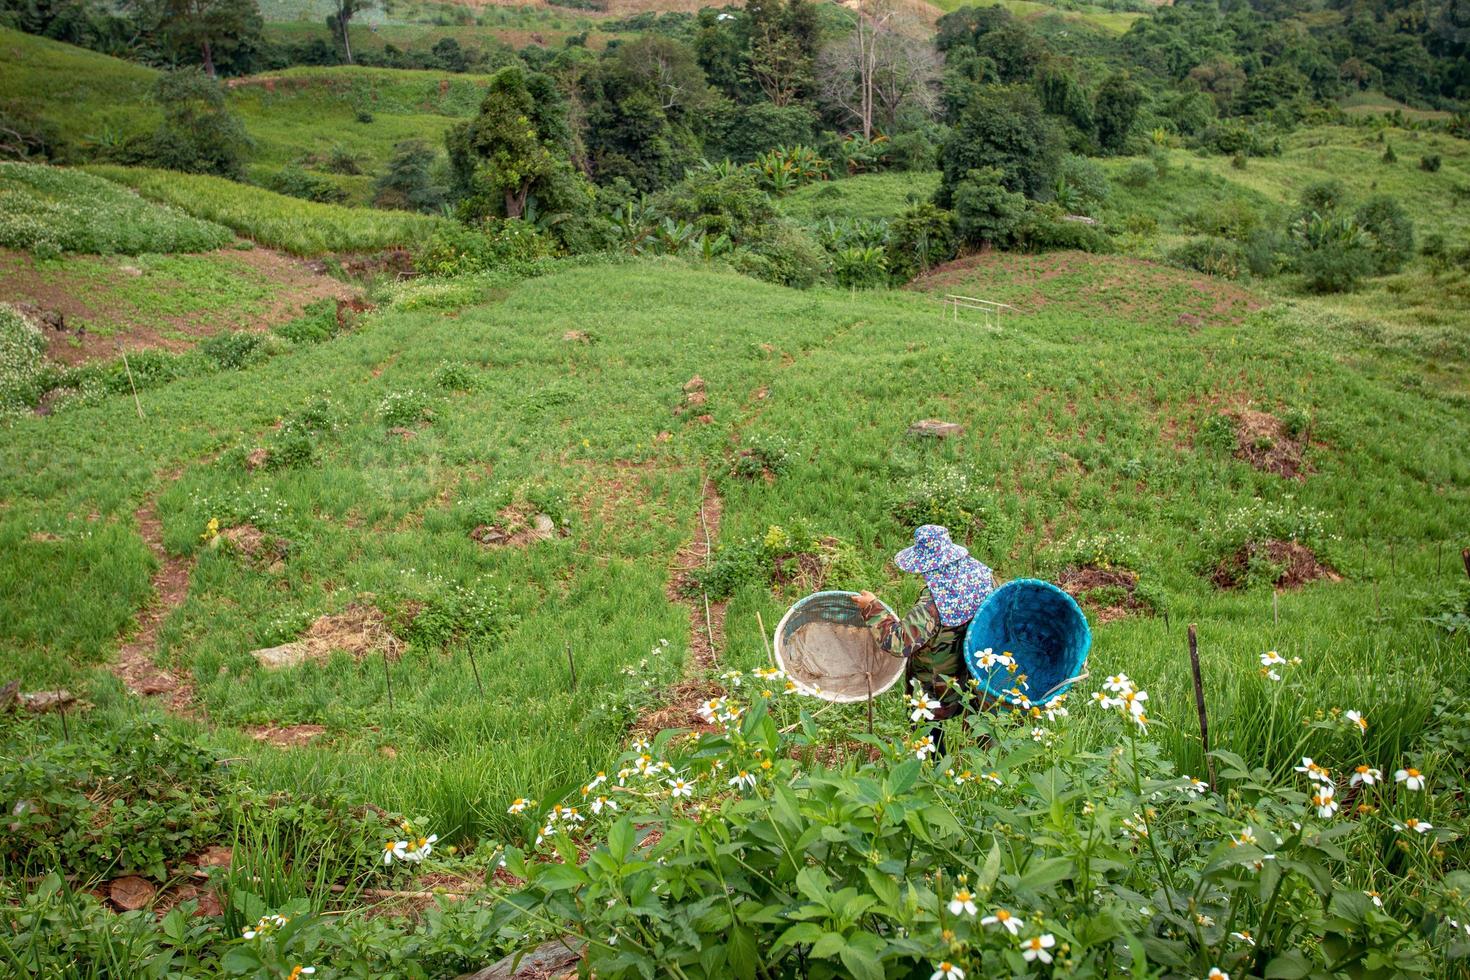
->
853, 525, 996, 746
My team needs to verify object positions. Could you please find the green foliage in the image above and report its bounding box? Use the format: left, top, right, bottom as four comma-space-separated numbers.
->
692, 522, 860, 601
200, 331, 265, 371
416, 219, 557, 278
832, 246, 888, 290
264, 166, 349, 205
1, 716, 229, 880
1166, 236, 1246, 279
951, 168, 1026, 248
1354, 195, 1415, 275
373, 139, 445, 213
447, 64, 568, 220
0, 303, 47, 420
86, 165, 445, 256
0, 163, 232, 258
401, 578, 511, 648
1419, 154, 1442, 173
376, 388, 433, 427
887, 464, 999, 545
730, 432, 794, 480
272, 299, 342, 345
115, 69, 252, 180
886, 202, 958, 282
432, 360, 479, 392
939, 85, 1063, 205
1094, 71, 1145, 154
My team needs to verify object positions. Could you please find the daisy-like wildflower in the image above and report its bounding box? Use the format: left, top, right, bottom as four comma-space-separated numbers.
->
930, 962, 965, 980
948, 888, 978, 917
243, 914, 289, 940
1182, 777, 1208, 795
913, 735, 937, 761
728, 770, 757, 790
1395, 767, 1426, 791
1120, 689, 1148, 717
909, 692, 942, 722
1043, 701, 1070, 723
1344, 710, 1367, 732
591, 795, 617, 815
404, 833, 438, 862
1229, 827, 1258, 848
974, 648, 999, 668
1021, 933, 1056, 964
286, 968, 316, 980
1207, 970, 1229, 980
1311, 783, 1339, 819
981, 908, 1022, 935
1365, 890, 1383, 908
1350, 765, 1382, 787
1230, 930, 1255, 946
1261, 668, 1282, 682
981, 771, 1003, 787
1121, 813, 1150, 840
950, 769, 974, 786
1260, 651, 1286, 667
382, 839, 408, 865
720, 669, 744, 687
1103, 673, 1133, 693
1394, 818, 1433, 834
630, 737, 651, 753
1295, 758, 1332, 783
697, 698, 726, 724
668, 777, 694, 798
1246, 853, 1276, 873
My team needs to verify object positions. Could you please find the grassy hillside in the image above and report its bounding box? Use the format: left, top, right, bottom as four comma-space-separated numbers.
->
5, 255, 1467, 841
921, 0, 1144, 34
0, 26, 158, 148
779, 171, 942, 223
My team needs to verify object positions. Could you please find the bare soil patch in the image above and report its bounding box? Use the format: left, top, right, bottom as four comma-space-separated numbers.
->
1212, 540, 1341, 591
1231, 410, 1311, 480
0, 246, 357, 366
113, 494, 195, 711
470, 505, 562, 548
246, 723, 328, 747
1056, 565, 1150, 623
252, 602, 403, 670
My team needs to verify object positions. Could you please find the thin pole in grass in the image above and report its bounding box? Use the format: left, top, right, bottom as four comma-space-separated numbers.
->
58, 697, 69, 742
119, 347, 144, 420
1187, 624, 1216, 791
756, 610, 772, 664
1461, 548, 1470, 583
1272, 590, 1278, 628
566, 643, 577, 692
467, 645, 485, 699
381, 649, 394, 710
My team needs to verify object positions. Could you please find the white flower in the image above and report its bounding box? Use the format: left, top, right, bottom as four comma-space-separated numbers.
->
930, 963, 965, 980
1365, 890, 1383, 908
591, 795, 617, 815
909, 693, 941, 722
913, 735, 937, 761
1207, 970, 1230, 980
1182, 777, 1208, 795
948, 888, 978, 916
243, 913, 289, 939
981, 908, 1021, 935
720, 670, 744, 687
1260, 651, 1286, 667
1350, 765, 1382, 787
1311, 783, 1339, 819
697, 698, 725, 724
506, 797, 534, 815
1295, 757, 1331, 783
728, 770, 757, 790
1230, 826, 1258, 848
667, 777, 694, 798
1020, 933, 1055, 964
585, 772, 607, 792
1395, 767, 1426, 791
286, 968, 315, 980
1394, 818, 1433, 834
981, 771, 1002, 787
1263, 669, 1282, 682
630, 737, 650, 752
1230, 930, 1255, 946
1103, 673, 1134, 693
974, 647, 999, 668
382, 839, 408, 865
1246, 853, 1276, 873
1344, 710, 1367, 732
404, 833, 438, 862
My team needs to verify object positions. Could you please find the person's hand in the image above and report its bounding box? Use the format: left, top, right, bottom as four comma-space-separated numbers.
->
852, 590, 882, 618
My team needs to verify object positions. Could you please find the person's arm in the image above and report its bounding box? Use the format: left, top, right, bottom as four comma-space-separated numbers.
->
854, 589, 941, 659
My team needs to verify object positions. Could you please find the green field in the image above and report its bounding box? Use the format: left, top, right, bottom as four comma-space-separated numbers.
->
922, 0, 1144, 34
779, 171, 942, 223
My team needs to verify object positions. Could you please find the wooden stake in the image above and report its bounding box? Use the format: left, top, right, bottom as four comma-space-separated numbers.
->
58, 698, 69, 741
468, 647, 485, 699
1272, 591, 1278, 627
756, 610, 772, 664
1187, 624, 1216, 791
1461, 548, 1470, 583
566, 643, 577, 692
120, 348, 144, 420
382, 650, 394, 710
865, 672, 874, 735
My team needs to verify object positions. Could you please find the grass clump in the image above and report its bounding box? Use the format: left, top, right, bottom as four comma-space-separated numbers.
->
376, 388, 433, 427
0, 163, 232, 258
0, 304, 47, 419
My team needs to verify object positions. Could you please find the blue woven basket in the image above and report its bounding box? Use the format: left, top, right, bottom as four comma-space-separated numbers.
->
964, 579, 1091, 707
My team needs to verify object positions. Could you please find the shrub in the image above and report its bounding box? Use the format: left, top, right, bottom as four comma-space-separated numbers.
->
730, 433, 793, 480
1118, 160, 1156, 188
119, 69, 252, 180
415, 219, 557, 278
377, 389, 433, 427
1354, 195, 1415, 275
886, 464, 1003, 550
832, 246, 889, 290
1058, 154, 1110, 208
951, 168, 1026, 248
265, 166, 349, 205
886, 203, 957, 282
1381, 142, 1397, 164
691, 523, 862, 599
1166, 237, 1246, 279
433, 360, 479, 391
938, 85, 1063, 205
374, 139, 446, 214
734, 222, 829, 289
1420, 154, 1442, 172
272, 299, 342, 345
200, 331, 264, 371
1013, 205, 1113, 254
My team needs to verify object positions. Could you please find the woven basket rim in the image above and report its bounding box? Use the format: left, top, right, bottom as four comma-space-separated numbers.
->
773, 590, 903, 704
964, 578, 1091, 706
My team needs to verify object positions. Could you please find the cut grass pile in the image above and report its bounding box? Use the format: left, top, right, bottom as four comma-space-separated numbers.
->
3, 255, 1467, 843
85, 165, 447, 255
0, 163, 233, 258
779, 171, 941, 223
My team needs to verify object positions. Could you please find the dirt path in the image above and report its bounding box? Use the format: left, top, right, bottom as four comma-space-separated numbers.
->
112, 484, 196, 712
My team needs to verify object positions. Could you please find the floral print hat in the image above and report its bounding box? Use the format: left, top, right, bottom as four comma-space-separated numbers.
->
894, 524, 997, 627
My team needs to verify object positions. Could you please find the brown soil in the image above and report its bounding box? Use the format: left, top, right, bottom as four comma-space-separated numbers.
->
910, 250, 1264, 330
1231, 410, 1311, 480
1056, 565, 1150, 624
246, 723, 328, 747
470, 505, 561, 548
112, 493, 195, 712
1212, 540, 1342, 591
0, 247, 358, 366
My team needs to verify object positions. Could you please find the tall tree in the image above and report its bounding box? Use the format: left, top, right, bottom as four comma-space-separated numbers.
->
817, 0, 936, 139
446, 65, 563, 219
158, 0, 261, 77
745, 0, 818, 107
327, 0, 373, 66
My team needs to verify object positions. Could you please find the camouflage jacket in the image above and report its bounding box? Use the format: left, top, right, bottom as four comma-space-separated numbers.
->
865, 587, 970, 718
